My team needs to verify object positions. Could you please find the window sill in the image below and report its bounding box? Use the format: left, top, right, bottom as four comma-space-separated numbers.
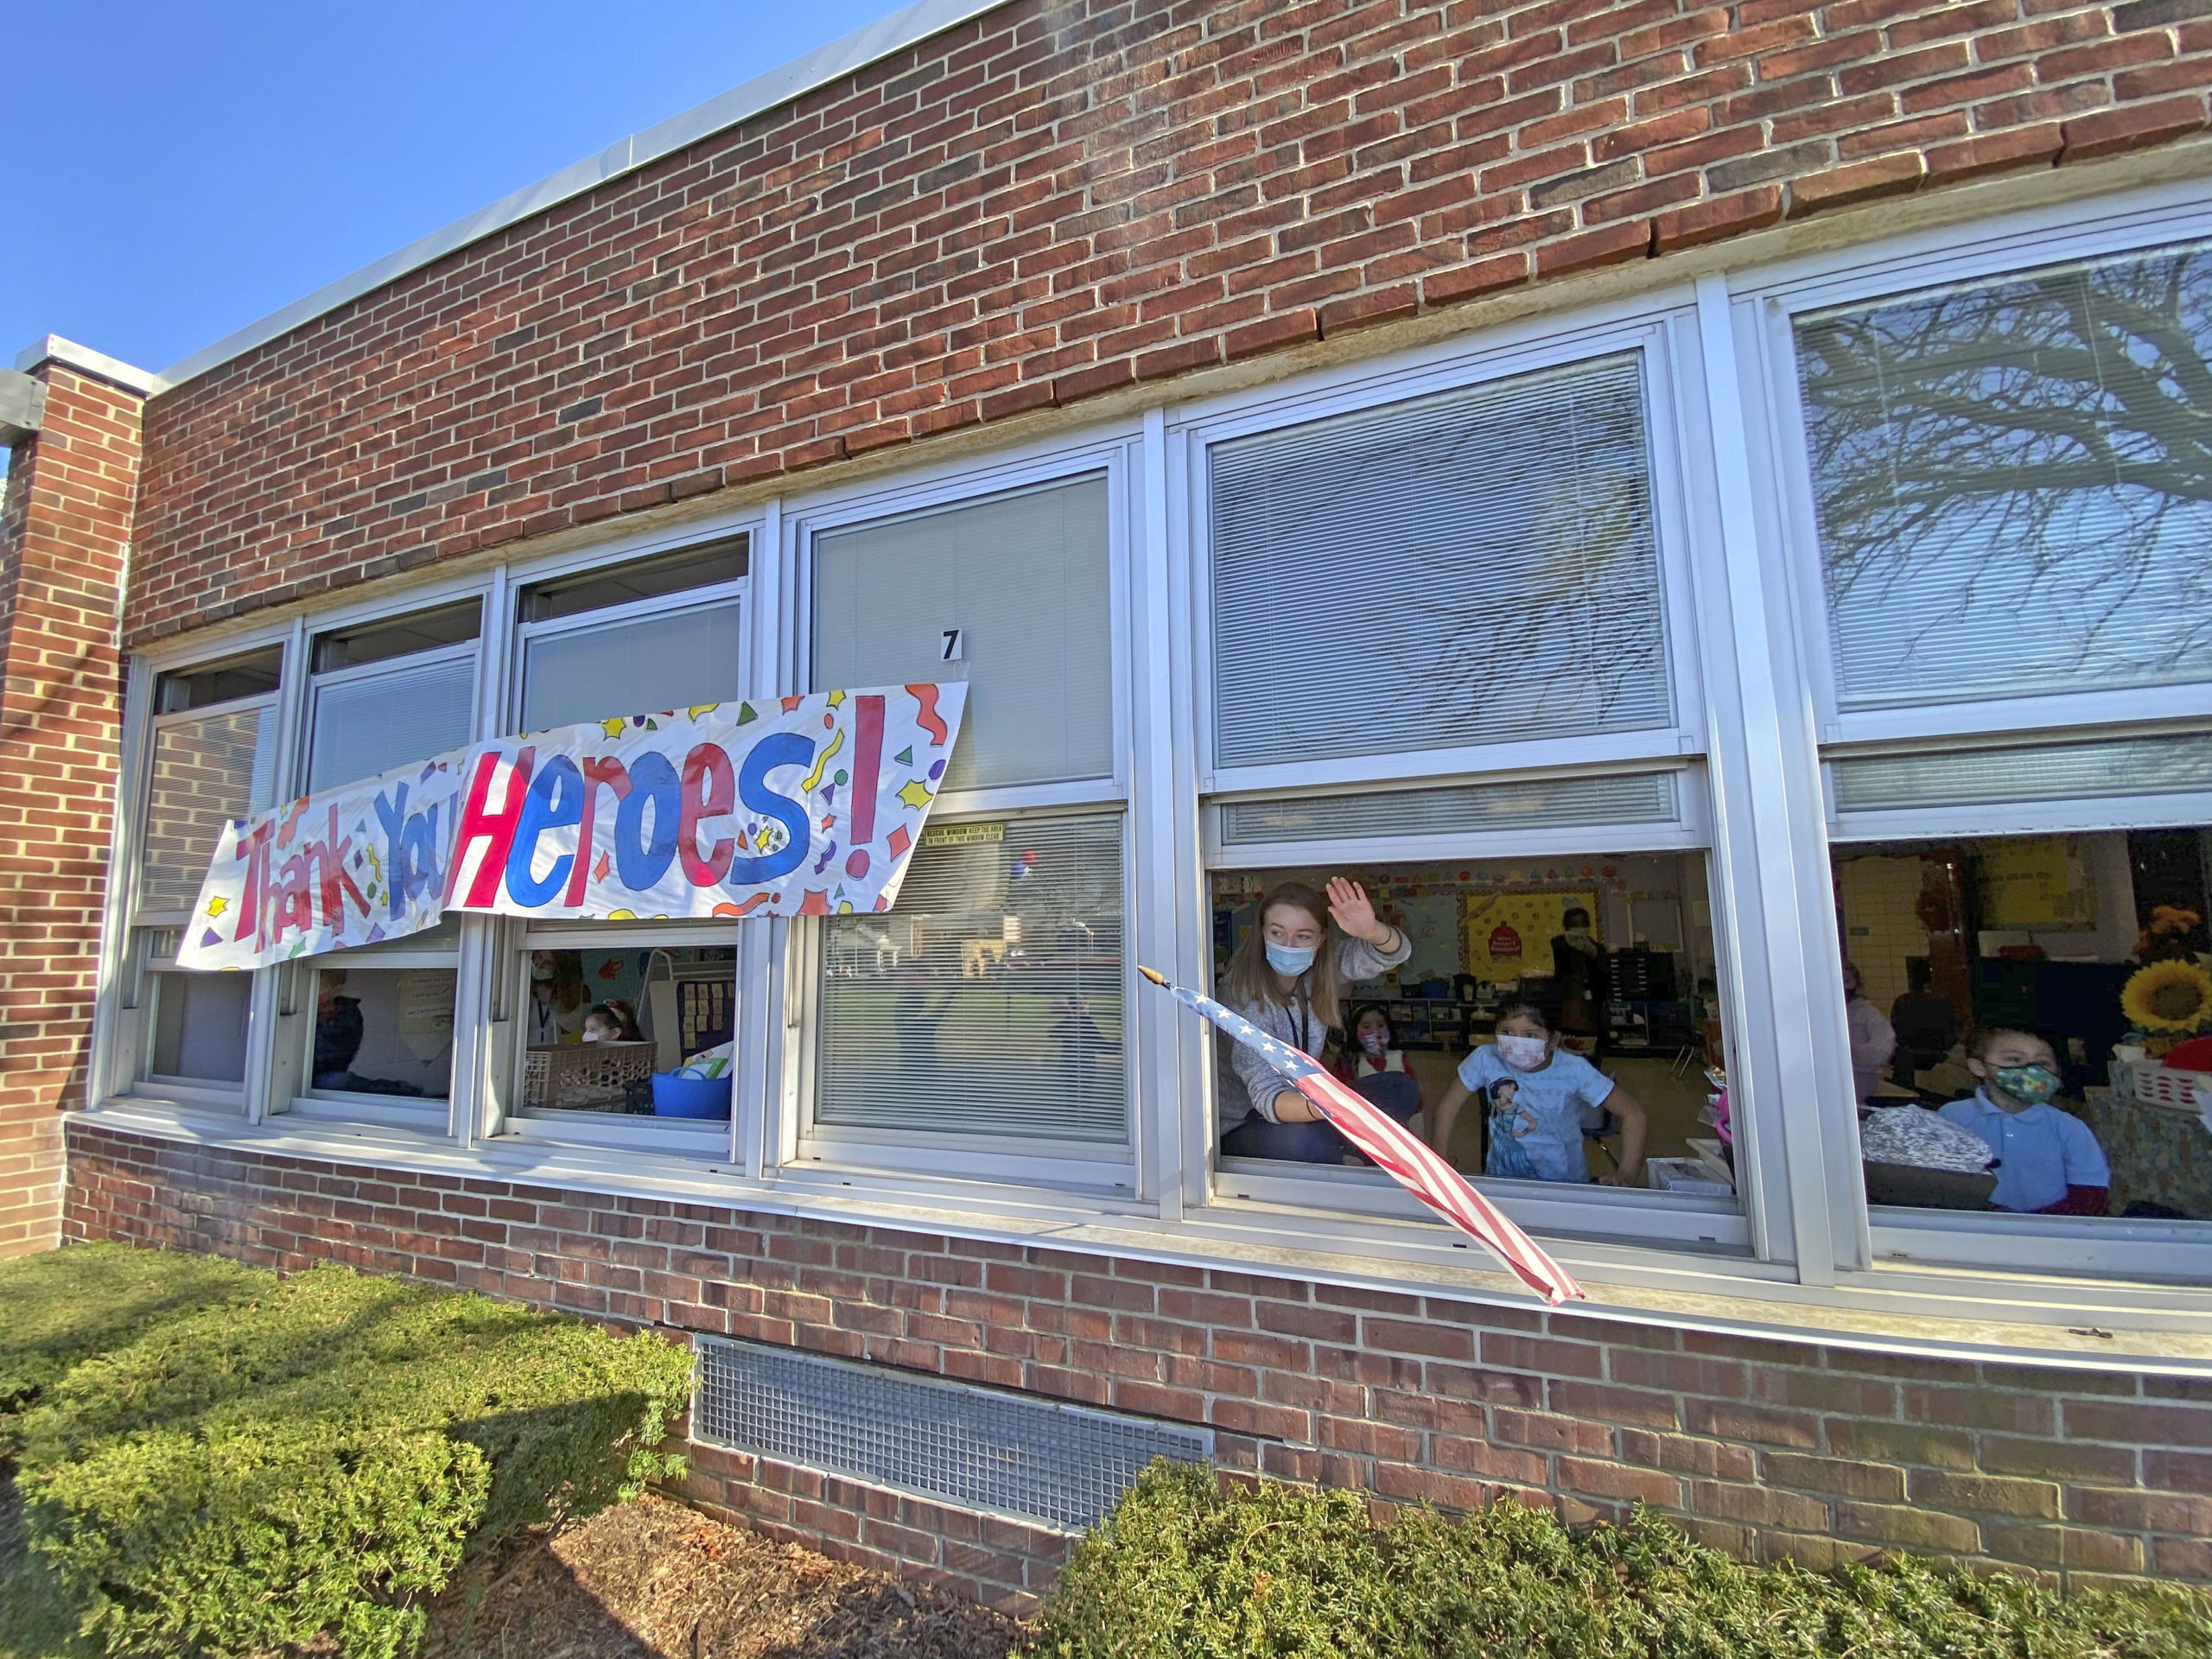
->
285, 1096, 451, 1135
65, 1100, 2212, 1371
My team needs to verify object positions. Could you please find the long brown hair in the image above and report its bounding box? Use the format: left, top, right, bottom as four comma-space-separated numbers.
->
1222, 881, 1345, 1028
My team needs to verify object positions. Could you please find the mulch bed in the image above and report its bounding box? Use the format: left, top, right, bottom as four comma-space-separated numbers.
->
423, 1494, 1031, 1659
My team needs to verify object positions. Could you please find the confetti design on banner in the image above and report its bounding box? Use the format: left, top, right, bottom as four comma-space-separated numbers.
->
177, 684, 968, 970
1137, 966, 1584, 1305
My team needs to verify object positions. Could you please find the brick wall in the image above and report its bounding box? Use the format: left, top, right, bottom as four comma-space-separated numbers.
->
129, 0, 2212, 645
64, 1120, 2212, 1604
0, 371, 139, 1259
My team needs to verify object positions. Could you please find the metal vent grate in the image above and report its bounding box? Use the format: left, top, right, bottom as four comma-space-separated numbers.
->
694, 1338, 1211, 1531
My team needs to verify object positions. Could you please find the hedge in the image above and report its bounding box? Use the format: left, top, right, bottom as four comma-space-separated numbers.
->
1030, 1459, 2212, 1659
0, 1243, 696, 1659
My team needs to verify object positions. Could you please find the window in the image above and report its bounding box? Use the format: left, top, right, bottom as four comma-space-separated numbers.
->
498, 937, 736, 1153
124, 648, 283, 1106
813, 477, 1113, 793
496, 541, 749, 1152
1205, 829, 1740, 1242
515, 539, 746, 732
1207, 352, 1675, 771
1795, 241, 2212, 711
304, 601, 480, 791
1832, 822, 2212, 1243
1191, 334, 1727, 1243
817, 813, 1127, 1144
1783, 226, 2212, 1278
804, 471, 1128, 1166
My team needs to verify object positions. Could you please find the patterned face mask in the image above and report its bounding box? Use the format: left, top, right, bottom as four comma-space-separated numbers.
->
1358, 1030, 1389, 1056
1991, 1063, 2061, 1105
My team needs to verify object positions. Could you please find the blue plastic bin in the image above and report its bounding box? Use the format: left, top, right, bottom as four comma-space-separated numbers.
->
652, 1073, 732, 1120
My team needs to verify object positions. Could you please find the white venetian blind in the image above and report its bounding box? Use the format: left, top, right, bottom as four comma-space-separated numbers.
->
1796, 242, 2212, 709
812, 476, 1114, 793
137, 706, 277, 914
816, 812, 1127, 1144
1208, 352, 1673, 769
519, 599, 743, 732
308, 655, 477, 791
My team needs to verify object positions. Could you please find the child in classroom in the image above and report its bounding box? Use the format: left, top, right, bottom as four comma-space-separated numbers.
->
1430, 1002, 1648, 1186
1937, 1027, 2110, 1216
582, 1001, 643, 1044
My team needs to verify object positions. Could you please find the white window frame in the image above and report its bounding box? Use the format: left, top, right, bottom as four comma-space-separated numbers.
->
110, 636, 294, 1115
1166, 300, 1767, 1254
773, 432, 1146, 1198
1733, 177, 2212, 1285
1179, 305, 1712, 799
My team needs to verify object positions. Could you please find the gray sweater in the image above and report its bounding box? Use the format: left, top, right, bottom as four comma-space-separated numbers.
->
1218, 931, 1414, 1130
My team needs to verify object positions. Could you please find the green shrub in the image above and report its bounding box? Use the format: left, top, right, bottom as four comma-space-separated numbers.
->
0, 1243, 696, 1659
1032, 1459, 2212, 1659
0, 1245, 261, 1455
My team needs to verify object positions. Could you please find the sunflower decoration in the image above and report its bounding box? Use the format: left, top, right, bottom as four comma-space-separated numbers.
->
2121, 959, 2212, 1058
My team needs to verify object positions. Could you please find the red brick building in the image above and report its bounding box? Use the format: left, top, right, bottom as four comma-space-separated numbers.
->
9, 0, 2212, 1607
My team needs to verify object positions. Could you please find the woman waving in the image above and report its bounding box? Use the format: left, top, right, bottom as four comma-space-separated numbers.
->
1217, 877, 1412, 1162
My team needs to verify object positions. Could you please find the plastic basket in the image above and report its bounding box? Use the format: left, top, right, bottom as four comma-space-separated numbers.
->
524, 1041, 655, 1108
2112, 1057, 2212, 1110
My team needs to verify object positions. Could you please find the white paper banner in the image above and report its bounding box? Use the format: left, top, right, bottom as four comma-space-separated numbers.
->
178, 685, 967, 969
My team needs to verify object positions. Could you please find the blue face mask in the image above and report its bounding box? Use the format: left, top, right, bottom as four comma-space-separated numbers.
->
1264, 940, 1317, 976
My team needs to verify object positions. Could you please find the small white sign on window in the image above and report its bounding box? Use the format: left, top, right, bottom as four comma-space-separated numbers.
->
940, 627, 963, 663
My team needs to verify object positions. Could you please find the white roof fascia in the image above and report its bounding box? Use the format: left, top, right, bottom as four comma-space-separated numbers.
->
13, 335, 156, 396
149, 0, 1014, 397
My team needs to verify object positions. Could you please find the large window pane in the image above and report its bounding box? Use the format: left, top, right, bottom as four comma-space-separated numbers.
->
308, 655, 476, 791
149, 965, 251, 1084
817, 812, 1127, 1143
1832, 823, 2212, 1224
311, 966, 454, 1099
518, 599, 742, 732
1208, 353, 1673, 768
1796, 244, 2212, 709
518, 945, 734, 1122
812, 477, 1114, 792
137, 707, 277, 913
1208, 851, 1730, 1204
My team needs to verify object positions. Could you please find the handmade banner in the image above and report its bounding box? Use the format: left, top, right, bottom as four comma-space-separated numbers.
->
177, 685, 968, 970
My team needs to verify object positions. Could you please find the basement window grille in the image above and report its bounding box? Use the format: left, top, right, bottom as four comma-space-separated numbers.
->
693, 1337, 1211, 1531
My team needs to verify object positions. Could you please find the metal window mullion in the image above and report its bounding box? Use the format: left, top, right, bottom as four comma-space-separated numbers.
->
452, 564, 515, 1148
241, 618, 309, 1126
1693, 275, 1862, 1284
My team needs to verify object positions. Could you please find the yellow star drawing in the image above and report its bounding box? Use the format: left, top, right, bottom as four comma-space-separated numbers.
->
897, 779, 934, 810
206, 895, 229, 917
825, 689, 846, 708
688, 703, 720, 720
601, 716, 626, 739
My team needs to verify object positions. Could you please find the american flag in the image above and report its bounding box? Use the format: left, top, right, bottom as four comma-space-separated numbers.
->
1141, 966, 1584, 1306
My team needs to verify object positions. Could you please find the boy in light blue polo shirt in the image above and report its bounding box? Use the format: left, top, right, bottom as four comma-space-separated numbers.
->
1938, 1027, 2109, 1216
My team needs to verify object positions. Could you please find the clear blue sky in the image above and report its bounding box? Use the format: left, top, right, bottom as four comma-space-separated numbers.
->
1, 0, 906, 374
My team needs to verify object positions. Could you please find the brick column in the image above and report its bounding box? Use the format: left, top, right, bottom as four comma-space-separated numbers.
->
0, 348, 143, 1258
